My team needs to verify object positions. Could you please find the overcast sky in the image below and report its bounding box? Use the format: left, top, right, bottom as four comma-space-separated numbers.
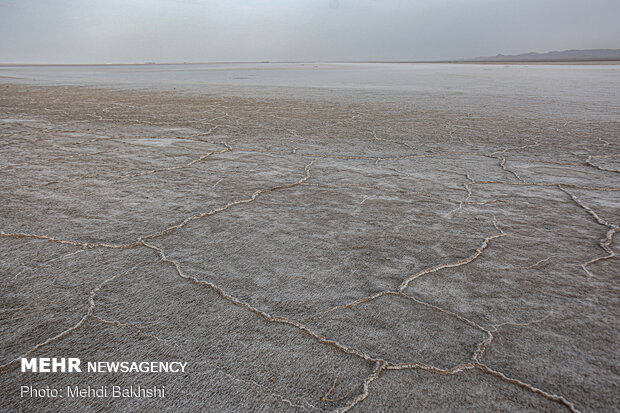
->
1, 0, 619, 63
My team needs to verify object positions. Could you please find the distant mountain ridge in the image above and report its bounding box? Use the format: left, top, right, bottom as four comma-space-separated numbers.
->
464, 49, 620, 62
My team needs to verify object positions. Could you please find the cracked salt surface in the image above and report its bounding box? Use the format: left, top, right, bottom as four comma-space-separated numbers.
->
0, 67, 619, 412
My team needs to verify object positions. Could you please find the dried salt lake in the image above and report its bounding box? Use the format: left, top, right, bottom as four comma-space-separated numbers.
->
1, 62, 619, 412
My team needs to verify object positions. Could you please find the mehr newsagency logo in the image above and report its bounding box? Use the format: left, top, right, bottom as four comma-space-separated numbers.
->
21, 357, 187, 373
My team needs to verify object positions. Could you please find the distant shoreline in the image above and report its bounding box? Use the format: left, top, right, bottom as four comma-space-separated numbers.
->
356, 59, 620, 65
442, 60, 620, 65
1, 60, 620, 67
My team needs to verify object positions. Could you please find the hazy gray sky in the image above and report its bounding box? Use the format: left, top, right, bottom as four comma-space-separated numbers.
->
1, 0, 619, 63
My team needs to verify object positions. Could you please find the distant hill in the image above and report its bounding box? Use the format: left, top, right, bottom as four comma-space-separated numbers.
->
464, 49, 620, 62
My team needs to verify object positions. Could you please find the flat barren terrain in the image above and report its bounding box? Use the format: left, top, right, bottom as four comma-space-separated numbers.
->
0, 67, 619, 412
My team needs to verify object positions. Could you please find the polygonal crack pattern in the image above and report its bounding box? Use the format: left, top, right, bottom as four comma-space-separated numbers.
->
1, 84, 619, 412
306, 294, 488, 367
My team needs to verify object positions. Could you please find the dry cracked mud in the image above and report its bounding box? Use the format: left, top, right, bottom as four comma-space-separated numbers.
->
0, 83, 619, 412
